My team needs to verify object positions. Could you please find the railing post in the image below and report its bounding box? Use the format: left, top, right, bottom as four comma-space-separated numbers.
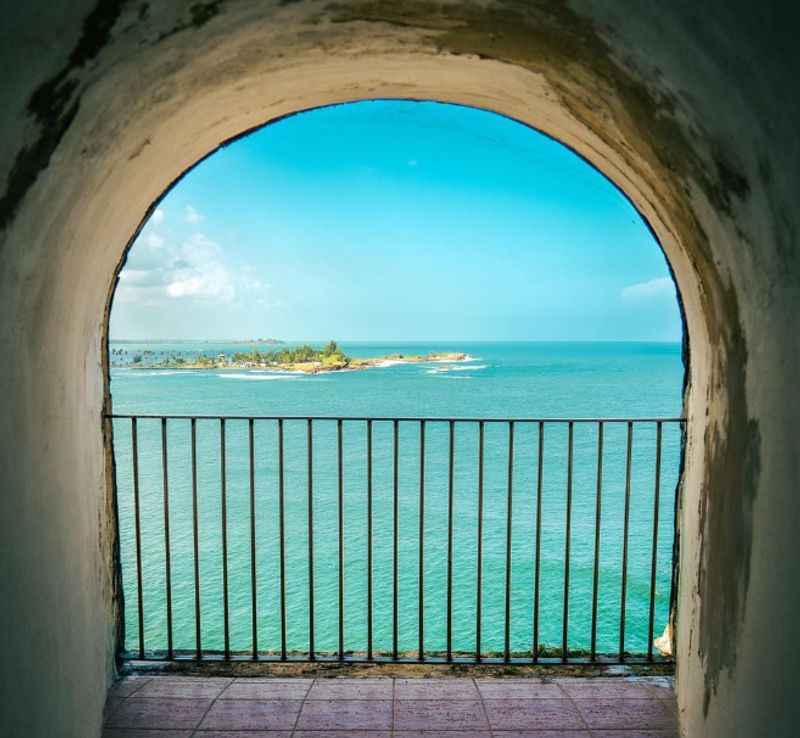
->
619, 420, 633, 661
366, 419, 372, 661
590, 421, 604, 661
249, 418, 257, 659
648, 421, 663, 661
476, 421, 485, 662
131, 417, 145, 659
418, 419, 425, 662
533, 421, 543, 663
220, 418, 229, 660
307, 419, 315, 660
392, 419, 399, 661
446, 420, 455, 663
278, 418, 287, 661
337, 418, 344, 661
191, 418, 201, 660
504, 420, 514, 663
161, 418, 173, 660
562, 421, 573, 663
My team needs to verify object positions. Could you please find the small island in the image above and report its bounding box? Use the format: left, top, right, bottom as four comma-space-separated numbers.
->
117, 341, 469, 374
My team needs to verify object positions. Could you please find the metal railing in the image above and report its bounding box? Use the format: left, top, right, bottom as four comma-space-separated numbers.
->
108, 413, 685, 665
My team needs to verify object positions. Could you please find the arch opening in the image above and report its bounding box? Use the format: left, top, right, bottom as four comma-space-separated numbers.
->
104, 99, 689, 666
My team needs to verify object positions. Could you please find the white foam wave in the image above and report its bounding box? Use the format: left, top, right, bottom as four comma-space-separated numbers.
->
427, 364, 487, 374
217, 373, 307, 381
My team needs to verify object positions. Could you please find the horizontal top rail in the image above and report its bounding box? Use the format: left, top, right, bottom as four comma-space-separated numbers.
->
106, 413, 686, 423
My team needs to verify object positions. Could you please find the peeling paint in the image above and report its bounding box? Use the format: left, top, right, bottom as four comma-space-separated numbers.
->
155, 0, 224, 43
0, 0, 128, 234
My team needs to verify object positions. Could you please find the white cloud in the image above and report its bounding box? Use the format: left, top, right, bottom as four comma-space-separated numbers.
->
621, 276, 675, 300
116, 232, 241, 305
184, 205, 204, 224
150, 208, 165, 225
145, 232, 164, 249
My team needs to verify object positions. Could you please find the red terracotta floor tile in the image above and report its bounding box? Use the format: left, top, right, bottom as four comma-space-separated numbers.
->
475, 680, 564, 699
105, 698, 212, 730
296, 699, 394, 731
220, 679, 313, 700
198, 699, 301, 731
395, 678, 480, 700
557, 678, 655, 699
574, 698, 677, 730
135, 678, 228, 699
394, 699, 488, 731
307, 678, 394, 700
483, 697, 585, 731
103, 730, 194, 738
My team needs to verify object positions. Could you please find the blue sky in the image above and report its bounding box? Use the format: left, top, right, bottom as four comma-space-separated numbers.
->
110, 100, 681, 342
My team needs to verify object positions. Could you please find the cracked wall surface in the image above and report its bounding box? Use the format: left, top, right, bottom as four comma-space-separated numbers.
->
0, 1, 798, 736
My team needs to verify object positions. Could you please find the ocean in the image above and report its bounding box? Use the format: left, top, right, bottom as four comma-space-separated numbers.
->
109, 341, 684, 658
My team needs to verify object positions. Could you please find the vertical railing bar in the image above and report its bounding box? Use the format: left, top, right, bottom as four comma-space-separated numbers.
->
562, 420, 573, 663
418, 419, 425, 662
191, 418, 201, 660
249, 418, 257, 660
533, 421, 543, 663
366, 419, 373, 662
504, 420, 514, 663
590, 421, 604, 661
131, 417, 145, 660
668, 419, 684, 661
619, 420, 633, 661
220, 418, 230, 660
278, 418, 287, 661
161, 417, 173, 660
307, 419, 315, 661
392, 419, 399, 661
476, 421, 485, 662
337, 418, 344, 661
648, 421, 663, 661
446, 419, 455, 663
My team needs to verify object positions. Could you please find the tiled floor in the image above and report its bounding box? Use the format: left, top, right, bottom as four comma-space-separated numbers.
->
104, 675, 677, 737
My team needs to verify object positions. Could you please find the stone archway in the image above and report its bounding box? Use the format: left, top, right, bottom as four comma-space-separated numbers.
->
1, 3, 797, 737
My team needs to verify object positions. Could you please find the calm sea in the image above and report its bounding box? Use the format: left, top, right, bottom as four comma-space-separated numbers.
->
110, 341, 684, 658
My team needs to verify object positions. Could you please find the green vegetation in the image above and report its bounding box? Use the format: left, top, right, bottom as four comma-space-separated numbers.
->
112, 341, 469, 374
231, 340, 349, 368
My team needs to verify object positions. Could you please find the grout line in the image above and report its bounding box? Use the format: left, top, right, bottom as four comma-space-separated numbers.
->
390, 676, 395, 737
289, 675, 314, 737
564, 681, 592, 735
189, 683, 222, 738
474, 676, 494, 736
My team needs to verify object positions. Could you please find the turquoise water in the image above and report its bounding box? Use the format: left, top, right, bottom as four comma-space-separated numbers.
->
110, 341, 684, 658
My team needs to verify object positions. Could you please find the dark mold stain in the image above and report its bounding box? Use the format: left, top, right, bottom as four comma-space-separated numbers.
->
128, 138, 151, 160
697, 284, 760, 714
156, 0, 223, 42
0, 0, 128, 233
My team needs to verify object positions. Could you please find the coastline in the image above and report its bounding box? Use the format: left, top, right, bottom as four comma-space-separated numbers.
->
118, 352, 473, 375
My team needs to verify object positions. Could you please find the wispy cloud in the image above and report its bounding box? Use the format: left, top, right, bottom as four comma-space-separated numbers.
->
184, 205, 204, 224
116, 231, 262, 307
144, 232, 164, 249
621, 276, 675, 300
150, 207, 165, 226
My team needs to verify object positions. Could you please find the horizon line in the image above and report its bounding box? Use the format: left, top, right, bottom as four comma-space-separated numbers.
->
109, 337, 683, 344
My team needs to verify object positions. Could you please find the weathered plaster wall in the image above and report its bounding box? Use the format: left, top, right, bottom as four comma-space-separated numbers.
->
0, 2, 797, 736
